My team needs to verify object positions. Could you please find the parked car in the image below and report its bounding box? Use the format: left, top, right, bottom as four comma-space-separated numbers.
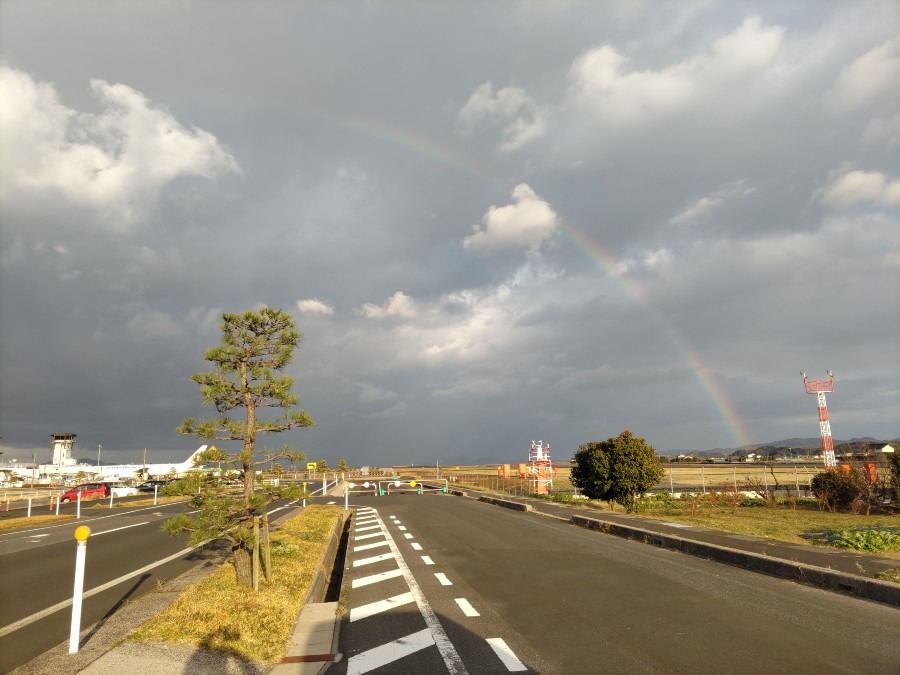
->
137, 479, 172, 492
60, 482, 110, 502
60, 481, 139, 502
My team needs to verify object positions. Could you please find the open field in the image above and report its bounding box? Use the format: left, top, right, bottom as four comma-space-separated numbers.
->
400, 462, 894, 497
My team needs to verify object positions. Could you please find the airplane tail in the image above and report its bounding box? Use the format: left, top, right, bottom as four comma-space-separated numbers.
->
180, 445, 208, 469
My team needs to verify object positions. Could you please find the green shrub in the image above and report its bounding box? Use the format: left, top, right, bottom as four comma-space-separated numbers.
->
811, 470, 860, 512
830, 528, 900, 553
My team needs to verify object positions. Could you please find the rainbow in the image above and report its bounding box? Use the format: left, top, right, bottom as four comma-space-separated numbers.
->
317, 109, 753, 448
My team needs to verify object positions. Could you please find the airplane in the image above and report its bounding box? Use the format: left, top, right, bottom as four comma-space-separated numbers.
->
91, 445, 211, 481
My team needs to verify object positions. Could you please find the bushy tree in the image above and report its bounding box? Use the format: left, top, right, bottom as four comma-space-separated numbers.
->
889, 451, 900, 503
168, 308, 315, 586
811, 469, 861, 512
317, 459, 330, 472
570, 430, 664, 512
337, 458, 349, 472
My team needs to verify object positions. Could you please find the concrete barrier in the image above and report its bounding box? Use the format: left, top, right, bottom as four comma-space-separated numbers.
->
570, 514, 900, 608
478, 495, 533, 512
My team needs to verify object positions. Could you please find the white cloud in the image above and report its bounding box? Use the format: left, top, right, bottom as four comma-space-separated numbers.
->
566, 17, 783, 125
296, 298, 335, 316
364, 402, 409, 419
670, 180, 757, 225
458, 82, 550, 151
431, 375, 507, 398
464, 183, 560, 254
826, 36, 900, 114
817, 169, 900, 208
185, 307, 223, 336
356, 382, 397, 403
125, 309, 182, 341
863, 113, 900, 149
357, 291, 416, 319
0, 65, 239, 231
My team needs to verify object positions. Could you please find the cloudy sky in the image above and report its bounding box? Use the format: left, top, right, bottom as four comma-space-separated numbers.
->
1, 1, 898, 468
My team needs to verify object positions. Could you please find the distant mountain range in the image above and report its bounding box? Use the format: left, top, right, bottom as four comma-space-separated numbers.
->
664, 437, 897, 457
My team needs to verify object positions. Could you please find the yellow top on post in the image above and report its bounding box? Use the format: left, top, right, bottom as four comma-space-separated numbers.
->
74, 525, 91, 541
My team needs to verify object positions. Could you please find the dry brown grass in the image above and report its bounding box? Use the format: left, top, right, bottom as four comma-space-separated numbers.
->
0, 514, 76, 531
129, 505, 343, 664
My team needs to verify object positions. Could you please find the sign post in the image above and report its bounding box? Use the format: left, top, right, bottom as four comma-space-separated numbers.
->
69, 525, 91, 653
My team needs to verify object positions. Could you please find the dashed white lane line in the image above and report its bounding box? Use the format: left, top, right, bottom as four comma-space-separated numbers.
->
346, 628, 435, 675
435, 573, 453, 586
421, 556, 434, 565
354, 540, 390, 552
93, 522, 149, 536
367, 511, 467, 674
455, 598, 480, 617
486, 638, 527, 672
411, 543, 423, 551
403, 533, 414, 539
352, 569, 404, 588
350, 591, 415, 622
354, 532, 384, 541
353, 552, 395, 567
398, 526, 407, 531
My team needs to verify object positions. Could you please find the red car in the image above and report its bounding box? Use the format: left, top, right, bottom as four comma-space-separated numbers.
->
60, 482, 110, 502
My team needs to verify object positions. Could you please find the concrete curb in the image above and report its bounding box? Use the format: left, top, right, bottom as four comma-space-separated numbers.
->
478, 495, 533, 512
570, 514, 900, 607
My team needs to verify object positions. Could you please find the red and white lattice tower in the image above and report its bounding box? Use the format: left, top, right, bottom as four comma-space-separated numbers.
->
802, 371, 836, 468
528, 441, 553, 495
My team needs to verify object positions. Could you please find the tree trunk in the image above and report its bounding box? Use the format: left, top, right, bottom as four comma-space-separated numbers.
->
233, 543, 253, 587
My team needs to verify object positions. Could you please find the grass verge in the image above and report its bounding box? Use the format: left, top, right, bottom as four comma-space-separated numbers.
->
0, 514, 76, 531
129, 504, 343, 664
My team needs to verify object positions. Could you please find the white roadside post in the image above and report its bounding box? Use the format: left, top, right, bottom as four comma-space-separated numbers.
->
69, 525, 91, 653
154, 485, 159, 505
109, 488, 114, 508
302, 482, 307, 508
76, 491, 81, 520
344, 482, 350, 510
56, 493, 61, 516
27, 497, 32, 518
322, 475, 326, 496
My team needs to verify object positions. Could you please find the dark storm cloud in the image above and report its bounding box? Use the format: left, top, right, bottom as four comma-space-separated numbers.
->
1, 1, 897, 468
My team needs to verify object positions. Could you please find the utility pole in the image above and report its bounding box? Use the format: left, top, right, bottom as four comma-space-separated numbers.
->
31, 452, 37, 487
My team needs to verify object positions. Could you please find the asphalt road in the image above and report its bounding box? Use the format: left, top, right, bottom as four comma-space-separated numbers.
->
0, 496, 304, 672
335, 493, 900, 674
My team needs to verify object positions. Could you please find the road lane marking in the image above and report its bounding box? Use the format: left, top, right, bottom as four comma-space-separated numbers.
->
354, 532, 384, 541
0, 539, 211, 638
346, 628, 434, 675
421, 556, 434, 565
351, 569, 404, 588
434, 573, 452, 586
403, 533, 414, 539
93, 522, 149, 536
350, 592, 415, 622
411, 543, 422, 551
455, 598, 480, 617
367, 511, 467, 674
397, 526, 407, 531
353, 552, 395, 567
354, 540, 390, 552
355, 524, 381, 532
486, 638, 527, 671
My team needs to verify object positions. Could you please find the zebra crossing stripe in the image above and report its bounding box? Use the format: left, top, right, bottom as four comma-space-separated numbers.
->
346, 628, 435, 675
350, 591, 415, 622
354, 540, 390, 552
354, 532, 384, 541
355, 524, 381, 532
353, 552, 395, 567
351, 569, 403, 588
486, 638, 527, 671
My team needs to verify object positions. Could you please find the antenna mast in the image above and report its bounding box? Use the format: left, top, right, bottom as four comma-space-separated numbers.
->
801, 371, 836, 468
